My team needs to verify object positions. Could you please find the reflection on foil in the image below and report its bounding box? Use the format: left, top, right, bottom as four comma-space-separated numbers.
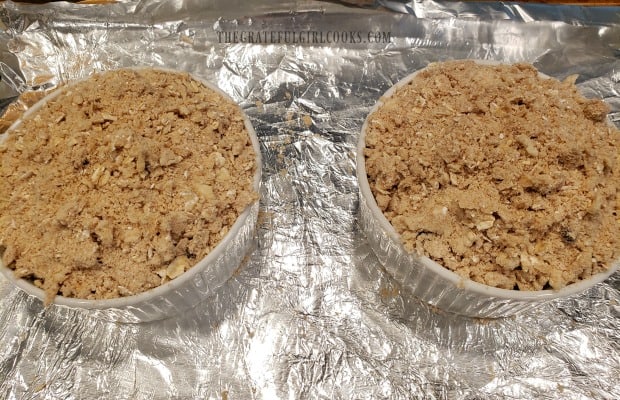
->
0, 1, 619, 399
379, 1, 620, 26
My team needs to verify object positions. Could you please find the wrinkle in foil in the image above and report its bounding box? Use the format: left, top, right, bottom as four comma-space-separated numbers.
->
0, 1, 619, 399
377, 1, 620, 26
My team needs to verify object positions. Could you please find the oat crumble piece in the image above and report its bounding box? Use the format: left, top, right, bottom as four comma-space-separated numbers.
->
0, 68, 258, 302
365, 60, 619, 291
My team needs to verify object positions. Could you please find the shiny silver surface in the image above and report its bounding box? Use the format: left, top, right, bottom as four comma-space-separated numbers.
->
0, 1, 618, 398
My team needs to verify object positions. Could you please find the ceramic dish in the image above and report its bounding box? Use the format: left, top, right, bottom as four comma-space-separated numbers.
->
0, 68, 262, 323
357, 60, 619, 318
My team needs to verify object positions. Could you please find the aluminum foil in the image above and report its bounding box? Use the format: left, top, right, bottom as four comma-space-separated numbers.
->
1, 1, 619, 398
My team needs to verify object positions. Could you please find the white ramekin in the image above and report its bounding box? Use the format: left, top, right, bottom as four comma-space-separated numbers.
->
0, 68, 262, 323
357, 61, 619, 318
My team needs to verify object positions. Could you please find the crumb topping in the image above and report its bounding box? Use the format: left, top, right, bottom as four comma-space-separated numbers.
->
0, 68, 258, 302
365, 60, 619, 291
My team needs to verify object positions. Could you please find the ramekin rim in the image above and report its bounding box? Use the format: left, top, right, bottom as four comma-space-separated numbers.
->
0, 66, 262, 309
356, 59, 619, 302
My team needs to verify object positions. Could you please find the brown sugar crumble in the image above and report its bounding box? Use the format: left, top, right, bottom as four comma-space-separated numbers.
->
364, 60, 619, 291
0, 68, 258, 302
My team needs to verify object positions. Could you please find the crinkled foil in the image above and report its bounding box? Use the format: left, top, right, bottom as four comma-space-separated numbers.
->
1, 1, 619, 398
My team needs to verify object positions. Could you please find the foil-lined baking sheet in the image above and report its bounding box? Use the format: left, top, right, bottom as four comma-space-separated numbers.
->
376, 0, 620, 25
1, 0, 619, 398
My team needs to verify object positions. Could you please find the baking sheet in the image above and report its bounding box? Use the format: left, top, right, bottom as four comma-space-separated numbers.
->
0, 0, 619, 398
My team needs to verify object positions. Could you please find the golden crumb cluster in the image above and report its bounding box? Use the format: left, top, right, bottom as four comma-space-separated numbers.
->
365, 60, 619, 291
0, 68, 258, 302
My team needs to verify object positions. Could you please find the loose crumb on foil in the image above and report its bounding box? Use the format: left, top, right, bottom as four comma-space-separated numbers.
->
0, 68, 258, 303
364, 60, 619, 291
